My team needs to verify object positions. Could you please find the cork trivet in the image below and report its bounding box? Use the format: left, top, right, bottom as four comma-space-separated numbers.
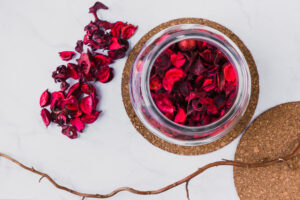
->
234, 102, 300, 200
122, 18, 259, 155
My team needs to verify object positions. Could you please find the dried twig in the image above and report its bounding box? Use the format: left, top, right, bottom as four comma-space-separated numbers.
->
0, 142, 299, 199
185, 181, 190, 200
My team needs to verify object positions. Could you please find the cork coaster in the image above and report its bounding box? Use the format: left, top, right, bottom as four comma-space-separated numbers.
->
122, 18, 259, 155
234, 102, 300, 200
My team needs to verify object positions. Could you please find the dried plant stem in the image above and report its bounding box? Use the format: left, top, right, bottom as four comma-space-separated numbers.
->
185, 181, 190, 200
0, 142, 299, 199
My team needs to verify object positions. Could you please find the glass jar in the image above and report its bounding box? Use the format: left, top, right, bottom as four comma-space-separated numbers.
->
129, 24, 251, 146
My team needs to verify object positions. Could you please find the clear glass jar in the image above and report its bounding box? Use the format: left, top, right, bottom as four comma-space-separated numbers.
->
129, 24, 251, 146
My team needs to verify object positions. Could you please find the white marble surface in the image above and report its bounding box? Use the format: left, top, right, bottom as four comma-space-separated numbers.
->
0, 0, 300, 199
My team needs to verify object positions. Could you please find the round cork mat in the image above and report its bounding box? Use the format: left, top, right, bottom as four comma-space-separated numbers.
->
234, 102, 300, 200
122, 18, 259, 155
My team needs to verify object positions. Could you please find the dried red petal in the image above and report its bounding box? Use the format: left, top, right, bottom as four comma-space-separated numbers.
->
108, 48, 126, 60
59, 51, 76, 61
174, 108, 186, 124
94, 53, 112, 66
200, 49, 213, 63
207, 103, 218, 115
41, 108, 51, 127
60, 81, 70, 91
40, 90, 51, 107
80, 96, 94, 115
154, 94, 175, 114
109, 37, 124, 50
97, 66, 111, 83
62, 126, 78, 139
121, 24, 137, 39
191, 57, 205, 76
52, 65, 69, 82
81, 83, 95, 94
70, 109, 83, 118
67, 63, 78, 80
149, 76, 162, 91
89, 1, 108, 20
223, 63, 236, 82
75, 40, 83, 53
81, 110, 101, 124
171, 52, 185, 68
89, 1, 108, 13
202, 78, 215, 91
63, 95, 79, 111
154, 50, 171, 70
50, 91, 65, 110
111, 21, 126, 38
66, 82, 80, 98
163, 68, 185, 92
70, 118, 85, 132
57, 113, 68, 125
77, 52, 93, 75
178, 40, 196, 51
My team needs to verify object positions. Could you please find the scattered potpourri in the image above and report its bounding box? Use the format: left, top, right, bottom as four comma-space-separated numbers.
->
39, 1, 137, 139
149, 39, 238, 126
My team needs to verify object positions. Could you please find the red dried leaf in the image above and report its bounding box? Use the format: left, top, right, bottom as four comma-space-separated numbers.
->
154, 50, 171, 70
41, 108, 51, 127
89, 1, 108, 13
62, 125, 78, 139
81, 83, 95, 95
75, 40, 83, 53
223, 63, 236, 82
60, 81, 70, 91
70, 109, 83, 118
200, 49, 213, 63
63, 95, 79, 111
121, 24, 137, 39
149, 76, 162, 91
109, 37, 124, 50
207, 103, 218, 115
202, 78, 215, 92
97, 66, 111, 83
80, 96, 93, 115
89, 1, 108, 20
40, 90, 51, 107
59, 51, 76, 61
94, 53, 112, 66
163, 68, 185, 92
57, 113, 68, 125
81, 110, 101, 124
174, 108, 186, 124
111, 21, 126, 38
70, 118, 85, 132
50, 91, 65, 110
67, 63, 78, 80
66, 82, 80, 98
108, 48, 127, 60
171, 52, 186, 68
77, 52, 93, 75
191, 57, 205, 76
52, 65, 69, 82
178, 40, 196, 51
154, 94, 175, 115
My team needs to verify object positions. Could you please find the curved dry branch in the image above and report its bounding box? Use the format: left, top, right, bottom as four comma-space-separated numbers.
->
0, 141, 299, 199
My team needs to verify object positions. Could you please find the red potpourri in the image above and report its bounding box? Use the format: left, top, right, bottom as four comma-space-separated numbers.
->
40, 1, 137, 139
149, 39, 238, 126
